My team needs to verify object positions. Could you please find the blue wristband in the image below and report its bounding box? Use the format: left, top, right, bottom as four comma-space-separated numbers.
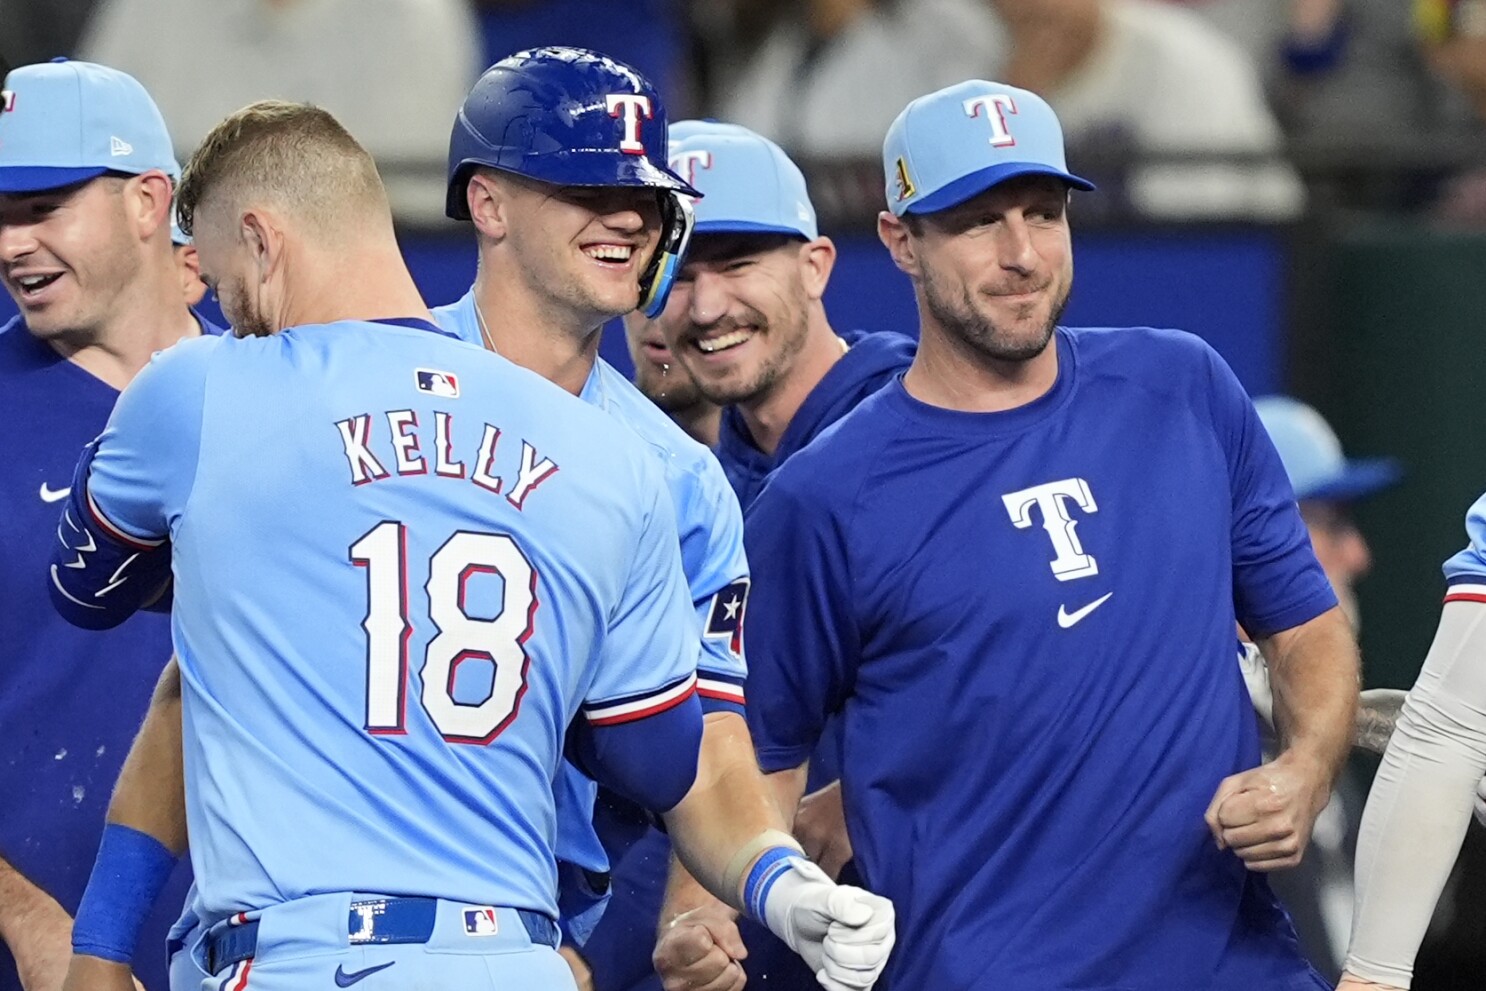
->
73, 824, 179, 963
742, 846, 802, 923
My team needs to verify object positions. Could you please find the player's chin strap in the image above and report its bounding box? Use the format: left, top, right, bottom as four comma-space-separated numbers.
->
638, 192, 696, 319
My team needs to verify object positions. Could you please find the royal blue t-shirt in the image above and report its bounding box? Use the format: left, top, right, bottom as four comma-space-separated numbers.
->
0, 315, 211, 991
745, 326, 1337, 991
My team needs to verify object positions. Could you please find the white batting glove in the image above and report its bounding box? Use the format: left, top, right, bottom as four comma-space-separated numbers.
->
758, 857, 895, 991
1475, 777, 1486, 828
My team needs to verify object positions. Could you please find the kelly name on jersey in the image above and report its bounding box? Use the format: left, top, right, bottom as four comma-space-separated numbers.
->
333, 378, 560, 510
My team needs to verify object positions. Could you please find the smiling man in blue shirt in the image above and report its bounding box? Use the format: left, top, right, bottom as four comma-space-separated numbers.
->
743, 80, 1360, 991
0, 58, 209, 991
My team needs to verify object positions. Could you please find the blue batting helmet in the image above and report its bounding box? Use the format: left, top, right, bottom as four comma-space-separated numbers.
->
446, 47, 699, 317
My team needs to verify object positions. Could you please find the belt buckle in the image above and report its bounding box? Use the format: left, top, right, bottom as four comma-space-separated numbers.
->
349, 899, 391, 944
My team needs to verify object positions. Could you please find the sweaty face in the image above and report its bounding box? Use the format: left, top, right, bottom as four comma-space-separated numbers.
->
501, 179, 663, 328
1301, 501, 1372, 631
0, 178, 143, 342
622, 308, 707, 413
191, 201, 272, 338
657, 234, 813, 407
912, 176, 1073, 364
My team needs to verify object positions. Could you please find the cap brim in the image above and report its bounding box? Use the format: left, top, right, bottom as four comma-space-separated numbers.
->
1296, 458, 1402, 502
901, 162, 1095, 216
694, 220, 811, 239
0, 165, 110, 194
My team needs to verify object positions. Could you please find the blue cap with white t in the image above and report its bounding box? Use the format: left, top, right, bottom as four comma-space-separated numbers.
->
883, 80, 1094, 217
668, 120, 817, 240
0, 58, 181, 194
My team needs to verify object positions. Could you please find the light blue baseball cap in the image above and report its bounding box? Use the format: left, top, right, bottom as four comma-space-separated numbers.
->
668, 120, 817, 240
0, 58, 180, 195
1254, 396, 1401, 502
883, 80, 1093, 217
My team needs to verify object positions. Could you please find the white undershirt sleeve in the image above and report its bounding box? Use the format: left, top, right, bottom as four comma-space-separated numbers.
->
1345, 599, 1486, 987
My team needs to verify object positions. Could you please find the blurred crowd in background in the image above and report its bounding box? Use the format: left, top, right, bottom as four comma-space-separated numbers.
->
5, 0, 1486, 988
6, 0, 1486, 225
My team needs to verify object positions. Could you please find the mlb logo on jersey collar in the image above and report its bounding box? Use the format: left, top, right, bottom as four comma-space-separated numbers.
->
416, 368, 460, 398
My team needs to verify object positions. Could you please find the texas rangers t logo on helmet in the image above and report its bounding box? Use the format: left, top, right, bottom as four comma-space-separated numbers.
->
963, 94, 1019, 148
0, 91, 14, 113
606, 94, 653, 155
670, 149, 712, 187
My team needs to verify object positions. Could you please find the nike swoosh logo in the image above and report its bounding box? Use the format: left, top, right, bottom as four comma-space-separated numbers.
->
334, 962, 395, 987
1057, 592, 1113, 629
40, 483, 71, 503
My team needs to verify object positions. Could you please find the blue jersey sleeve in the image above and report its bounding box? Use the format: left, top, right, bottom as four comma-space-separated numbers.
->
573, 476, 703, 810
88, 337, 213, 539
581, 477, 700, 717
48, 338, 213, 629
676, 454, 749, 716
741, 470, 858, 774
1204, 344, 1337, 637
1442, 490, 1486, 590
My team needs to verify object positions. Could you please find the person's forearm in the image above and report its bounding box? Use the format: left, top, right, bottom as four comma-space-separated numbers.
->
107, 658, 187, 852
1258, 605, 1359, 781
1346, 600, 1486, 988
661, 713, 794, 913
0, 857, 67, 943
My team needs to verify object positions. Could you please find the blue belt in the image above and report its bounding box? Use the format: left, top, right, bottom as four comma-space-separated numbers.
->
206, 897, 559, 974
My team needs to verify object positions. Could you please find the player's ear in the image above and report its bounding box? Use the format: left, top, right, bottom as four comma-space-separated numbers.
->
877, 210, 919, 279
239, 209, 281, 284
125, 170, 175, 243
797, 236, 836, 303
466, 171, 508, 243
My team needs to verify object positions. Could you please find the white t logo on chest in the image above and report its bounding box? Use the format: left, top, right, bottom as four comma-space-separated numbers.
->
1001, 477, 1099, 580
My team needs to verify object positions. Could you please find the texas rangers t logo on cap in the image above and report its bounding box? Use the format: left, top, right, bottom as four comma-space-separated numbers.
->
1, 91, 15, 113
606, 94, 652, 155
670, 149, 712, 187
963, 94, 1019, 148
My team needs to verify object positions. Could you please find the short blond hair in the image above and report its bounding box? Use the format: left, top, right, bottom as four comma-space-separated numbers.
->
177, 101, 387, 239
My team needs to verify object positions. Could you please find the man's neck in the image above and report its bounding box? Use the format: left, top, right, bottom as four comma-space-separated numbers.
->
902, 315, 1059, 414
672, 402, 722, 449
472, 267, 601, 398
49, 264, 203, 391
280, 241, 430, 331
738, 309, 843, 457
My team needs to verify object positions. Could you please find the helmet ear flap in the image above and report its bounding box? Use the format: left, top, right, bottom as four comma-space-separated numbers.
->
638, 193, 695, 319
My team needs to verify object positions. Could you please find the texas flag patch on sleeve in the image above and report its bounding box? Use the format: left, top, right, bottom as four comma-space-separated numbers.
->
705, 578, 749, 657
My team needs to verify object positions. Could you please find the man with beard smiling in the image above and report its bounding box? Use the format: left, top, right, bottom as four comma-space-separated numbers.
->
649, 121, 916, 511
597, 120, 916, 991
742, 80, 1361, 990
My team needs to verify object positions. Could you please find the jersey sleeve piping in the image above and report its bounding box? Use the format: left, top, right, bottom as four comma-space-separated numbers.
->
582, 672, 698, 726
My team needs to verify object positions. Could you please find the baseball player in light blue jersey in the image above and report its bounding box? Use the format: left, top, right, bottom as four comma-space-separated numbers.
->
50, 101, 707, 991
1340, 492, 1486, 991
435, 48, 895, 991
